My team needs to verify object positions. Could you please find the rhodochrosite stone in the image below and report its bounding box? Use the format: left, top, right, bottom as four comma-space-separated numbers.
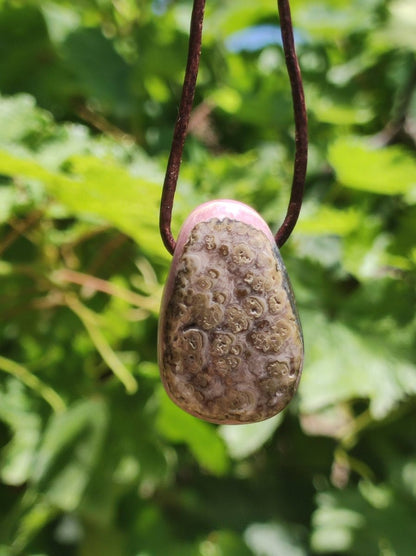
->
158, 200, 303, 424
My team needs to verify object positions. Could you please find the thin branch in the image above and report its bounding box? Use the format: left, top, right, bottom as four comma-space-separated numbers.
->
0, 210, 42, 256
76, 101, 136, 142
0, 355, 66, 413
86, 232, 129, 276
372, 56, 416, 148
65, 294, 138, 394
54, 269, 160, 313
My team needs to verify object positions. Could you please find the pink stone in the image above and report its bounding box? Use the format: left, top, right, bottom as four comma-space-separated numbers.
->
158, 200, 304, 424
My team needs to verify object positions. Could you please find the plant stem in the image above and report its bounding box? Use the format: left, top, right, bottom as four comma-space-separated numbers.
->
0, 355, 66, 413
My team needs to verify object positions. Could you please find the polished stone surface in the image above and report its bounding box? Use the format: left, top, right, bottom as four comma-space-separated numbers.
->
158, 200, 303, 424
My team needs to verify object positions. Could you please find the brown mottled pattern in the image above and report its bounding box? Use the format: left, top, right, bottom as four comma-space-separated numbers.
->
160, 218, 304, 424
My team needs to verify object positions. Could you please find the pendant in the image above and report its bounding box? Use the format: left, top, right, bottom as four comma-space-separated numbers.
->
158, 200, 303, 424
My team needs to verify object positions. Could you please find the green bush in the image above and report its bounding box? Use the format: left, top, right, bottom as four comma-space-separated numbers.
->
0, 1, 415, 554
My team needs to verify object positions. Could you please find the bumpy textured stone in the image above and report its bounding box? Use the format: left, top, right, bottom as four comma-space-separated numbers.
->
158, 201, 303, 424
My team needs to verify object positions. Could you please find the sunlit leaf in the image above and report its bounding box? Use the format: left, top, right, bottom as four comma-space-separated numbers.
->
0, 149, 168, 259
329, 137, 416, 195
204, 0, 275, 38
299, 311, 416, 419
293, 0, 381, 38
296, 204, 362, 236
372, 0, 416, 52
245, 522, 307, 556
219, 414, 284, 460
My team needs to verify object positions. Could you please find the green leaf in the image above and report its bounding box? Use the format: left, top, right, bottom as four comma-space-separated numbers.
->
372, 0, 416, 52
11, 500, 57, 555
296, 0, 382, 37
205, 0, 275, 38
311, 492, 366, 553
41, 2, 81, 44
0, 149, 168, 260
199, 530, 253, 556
132, 506, 196, 556
329, 137, 416, 195
299, 311, 416, 419
309, 90, 373, 125
156, 389, 229, 476
0, 355, 66, 413
296, 204, 362, 236
1, 0, 416, 552
0, 381, 41, 486
219, 414, 284, 460
0, 186, 17, 223
312, 481, 416, 555
0, 93, 53, 147
30, 398, 109, 511
245, 522, 307, 556
61, 27, 132, 116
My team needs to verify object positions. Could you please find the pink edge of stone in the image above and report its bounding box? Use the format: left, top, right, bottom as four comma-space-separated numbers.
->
175, 200, 275, 254
158, 199, 277, 375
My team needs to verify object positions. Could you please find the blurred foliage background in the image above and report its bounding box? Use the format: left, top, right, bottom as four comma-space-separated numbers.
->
0, 0, 416, 554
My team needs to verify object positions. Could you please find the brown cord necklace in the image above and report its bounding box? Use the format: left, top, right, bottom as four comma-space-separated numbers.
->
158, 0, 308, 424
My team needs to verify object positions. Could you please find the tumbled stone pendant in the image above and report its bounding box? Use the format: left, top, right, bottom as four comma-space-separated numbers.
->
158, 200, 304, 424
